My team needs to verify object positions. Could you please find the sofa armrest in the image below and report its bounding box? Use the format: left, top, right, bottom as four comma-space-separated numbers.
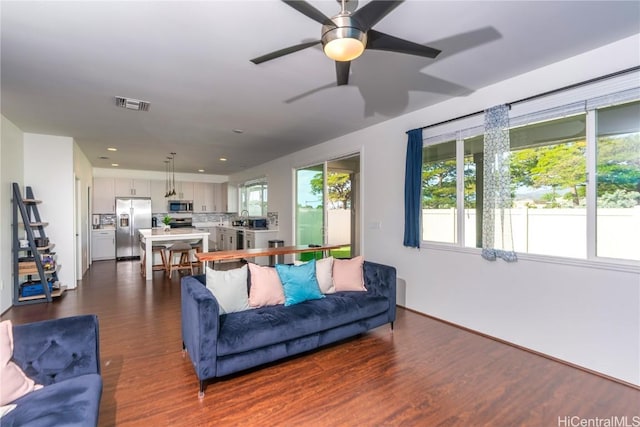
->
181, 275, 219, 381
363, 261, 397, 324
11, 314, 101, 386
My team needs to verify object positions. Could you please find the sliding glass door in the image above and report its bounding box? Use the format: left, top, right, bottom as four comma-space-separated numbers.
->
295, 154, 360, 260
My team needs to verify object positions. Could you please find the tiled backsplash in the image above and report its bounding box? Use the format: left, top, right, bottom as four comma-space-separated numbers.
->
152, 212, 279, 228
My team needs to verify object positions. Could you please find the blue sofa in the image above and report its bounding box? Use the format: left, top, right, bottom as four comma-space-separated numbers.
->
3, 315, 103, 426
181, 261, 396, 396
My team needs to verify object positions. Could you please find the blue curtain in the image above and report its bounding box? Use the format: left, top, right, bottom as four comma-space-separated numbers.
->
403, 128, 422, 248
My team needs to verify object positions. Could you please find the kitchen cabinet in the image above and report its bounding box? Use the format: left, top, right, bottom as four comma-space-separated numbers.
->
93, 177, 116, 213
244, 230, 279, 265
217, 227, 238, 251
196, 227, 218, 250
150, 180, 169, 213
193, 182, 216, 212
221, 182, 238, 213
167, 181, 193, 201
218, 227, 226, 251
92, 229, 115, 261
115, 178, 150, 197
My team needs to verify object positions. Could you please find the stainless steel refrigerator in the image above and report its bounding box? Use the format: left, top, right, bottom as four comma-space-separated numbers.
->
116, 197, 152, 260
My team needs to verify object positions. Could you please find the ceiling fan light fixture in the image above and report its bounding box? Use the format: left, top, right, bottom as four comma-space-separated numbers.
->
321, 15, 367, 62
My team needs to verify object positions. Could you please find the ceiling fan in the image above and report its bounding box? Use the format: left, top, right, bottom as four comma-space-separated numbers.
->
250, 0, 442, 86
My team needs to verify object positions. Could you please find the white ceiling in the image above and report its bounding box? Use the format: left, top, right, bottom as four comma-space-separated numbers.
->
2, 1, 639, 175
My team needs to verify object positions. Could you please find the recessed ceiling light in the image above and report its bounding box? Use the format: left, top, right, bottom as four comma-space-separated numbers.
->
198, 169, 205, 173
219, 157, 227, 162
111, 163, 119, 167
232, 129, 244, 134
107, 147, 117, 152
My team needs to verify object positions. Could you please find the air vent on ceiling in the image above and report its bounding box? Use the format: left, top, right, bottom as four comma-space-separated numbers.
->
115, 96, 150, 112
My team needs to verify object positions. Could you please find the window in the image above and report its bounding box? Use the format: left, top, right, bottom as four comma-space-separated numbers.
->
421, 97, 639, 263
240, 179, 267, 216
596, 101, 640, 260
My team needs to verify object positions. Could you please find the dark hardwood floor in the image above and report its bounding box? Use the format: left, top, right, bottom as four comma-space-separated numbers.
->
2, 260, 638, 426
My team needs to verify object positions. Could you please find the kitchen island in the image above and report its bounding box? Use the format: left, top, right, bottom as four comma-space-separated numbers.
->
138, 228, 210, 281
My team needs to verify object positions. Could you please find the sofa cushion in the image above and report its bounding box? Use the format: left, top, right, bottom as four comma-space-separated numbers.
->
216, 291, 389, 356
275, 260, 324, 306
1, 373, 102, 427
248, 264, 285, 308
206, 265, 251, 314
333, 256, 366, 292
294, 257, 335, 294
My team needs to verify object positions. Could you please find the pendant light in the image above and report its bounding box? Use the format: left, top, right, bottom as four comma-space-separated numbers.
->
169, 152, 177, 197
164, 159, 171, 198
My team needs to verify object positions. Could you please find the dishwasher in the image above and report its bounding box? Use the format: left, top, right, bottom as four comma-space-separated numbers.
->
236, 230, 244, 250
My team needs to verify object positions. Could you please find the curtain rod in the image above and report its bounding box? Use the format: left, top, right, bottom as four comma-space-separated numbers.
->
417, 65, 640, 131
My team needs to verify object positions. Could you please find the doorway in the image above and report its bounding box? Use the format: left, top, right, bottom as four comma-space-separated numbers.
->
295, 153, 360, 260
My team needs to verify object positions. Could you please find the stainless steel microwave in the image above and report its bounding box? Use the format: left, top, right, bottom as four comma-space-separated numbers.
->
168, 200, 193, 213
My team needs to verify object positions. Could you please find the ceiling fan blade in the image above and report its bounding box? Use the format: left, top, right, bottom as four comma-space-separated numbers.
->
366, 29, 441, 59
352, 0, 403, 31
250, 40, 321, 64
282, 0, 331, 25
335, 61, 351, 86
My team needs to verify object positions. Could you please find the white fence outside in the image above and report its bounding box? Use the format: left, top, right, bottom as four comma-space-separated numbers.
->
423, 207, 640, 260
327, 209, 351, 246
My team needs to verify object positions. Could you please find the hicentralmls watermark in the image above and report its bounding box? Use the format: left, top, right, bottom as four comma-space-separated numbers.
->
558, 416, 640, 427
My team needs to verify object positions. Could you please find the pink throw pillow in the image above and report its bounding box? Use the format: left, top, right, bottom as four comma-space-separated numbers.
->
248, 263, 285, 307
0, 320, 42, 406
333, 256, 366, 292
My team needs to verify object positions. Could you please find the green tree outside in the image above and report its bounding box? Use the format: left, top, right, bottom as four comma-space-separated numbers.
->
310, 172, 351, 209
422, 134, 639, 209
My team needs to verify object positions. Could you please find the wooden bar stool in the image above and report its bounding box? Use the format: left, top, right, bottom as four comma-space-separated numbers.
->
190, 241, 203, 274
140, 243, 169, 277
167, 242, 194, 278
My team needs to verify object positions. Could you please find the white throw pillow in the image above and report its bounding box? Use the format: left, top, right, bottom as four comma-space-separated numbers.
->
206, 265, 251, 315
294, 256, 335, 294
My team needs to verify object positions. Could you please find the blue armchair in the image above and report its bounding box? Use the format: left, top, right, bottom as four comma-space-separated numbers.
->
2, 315, 103, 426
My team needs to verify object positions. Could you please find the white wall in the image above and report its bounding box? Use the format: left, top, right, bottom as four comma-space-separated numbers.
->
0, 116, 25, 313
74, 143, 93, 277
24, 133, 76, 290
230, 34, 640, 385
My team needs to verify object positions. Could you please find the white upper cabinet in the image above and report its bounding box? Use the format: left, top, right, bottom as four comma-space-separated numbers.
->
175, 181, 194, 201
150, 180, 169, 213
222, 183, 238, 213
193, 182, 216, 212
93, 177, 116, 213
114, 178, 150, 197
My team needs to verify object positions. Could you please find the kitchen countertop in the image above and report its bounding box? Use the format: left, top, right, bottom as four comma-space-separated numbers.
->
216, 226, 278, 233
92, 226, 115, 231
194, 224, 278, 233
140, 228, 211, 237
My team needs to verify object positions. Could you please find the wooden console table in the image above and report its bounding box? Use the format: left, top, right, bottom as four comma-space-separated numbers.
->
196, 244, 346, 265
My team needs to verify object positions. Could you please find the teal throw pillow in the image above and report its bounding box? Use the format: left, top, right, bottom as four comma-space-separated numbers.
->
275, 259, 324, 306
